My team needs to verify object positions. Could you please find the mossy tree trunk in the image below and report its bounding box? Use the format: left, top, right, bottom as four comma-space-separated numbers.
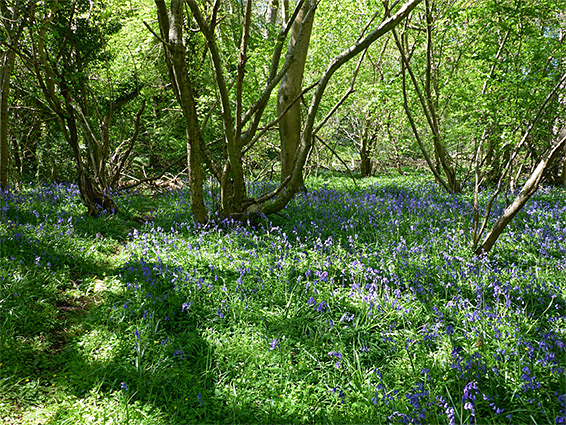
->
277, 0, 315, 189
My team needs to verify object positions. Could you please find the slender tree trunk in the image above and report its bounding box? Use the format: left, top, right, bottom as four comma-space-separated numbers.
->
109, 100, 146, 190
359, 118, 373, 178
476, 127, 566, 255
385, 120, 404, 175
23, 1, 118, 216
277, 0, 315, 188
66, 114, 116, 216
262, 0, 424, 215
156, 0, 207, 224
172, 3, 207, 224
11, 132, 21, 188
392, 1, 460, 193
0, 49, 15, 189
423, 0, 459, 192
0, 0, 22, 190
360, 144, 372, 177
282, 0, 289, 22
267, 0, 279, 27
397, 45, 452, 193
187, 0, 248, 218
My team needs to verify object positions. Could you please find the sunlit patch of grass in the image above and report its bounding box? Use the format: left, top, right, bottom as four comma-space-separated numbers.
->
8, 388, 165, 425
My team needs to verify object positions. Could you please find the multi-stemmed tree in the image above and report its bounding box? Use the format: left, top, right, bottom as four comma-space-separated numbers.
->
13, 0, 147, 215
154, 0, 423, 224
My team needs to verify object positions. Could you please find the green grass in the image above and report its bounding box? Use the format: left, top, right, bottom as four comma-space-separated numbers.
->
1, 176, 565, 424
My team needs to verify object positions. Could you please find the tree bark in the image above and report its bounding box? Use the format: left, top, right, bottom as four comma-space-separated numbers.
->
0, 48, 14, 190
267, 0, 279, 27
360, 146, 372, 177
60, 77, 117, 216
282, 0, 290, 23
277, 0, 315, 188
187, 0, 246, 218
359, 116, 374, 178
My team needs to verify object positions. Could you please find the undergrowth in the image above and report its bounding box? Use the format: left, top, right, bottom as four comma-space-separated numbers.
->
1, 176, 565, 424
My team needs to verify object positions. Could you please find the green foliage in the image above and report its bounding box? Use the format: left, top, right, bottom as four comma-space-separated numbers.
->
305, 0, 566, 179
5, 0, 566, 188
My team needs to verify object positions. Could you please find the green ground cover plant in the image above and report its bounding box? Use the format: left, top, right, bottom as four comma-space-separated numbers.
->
0, 176, 565, 424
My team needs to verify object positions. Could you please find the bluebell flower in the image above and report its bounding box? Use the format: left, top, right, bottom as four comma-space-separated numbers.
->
331, 387, 345, 404
372, 392, 379, 405
173, 350, 185, 359
328, 351, 342, 368
316, 300, 327, 312
462, 381, 479, 417
269, 339, 279, 350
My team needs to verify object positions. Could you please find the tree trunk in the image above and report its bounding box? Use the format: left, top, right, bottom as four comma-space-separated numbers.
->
476, 127, 566, 255
23, 0, 118, 216
385, 120, 405, 176
187, 0, 249, 219
156, 0, 207, 224
261, 0, 424, 215
282, 0, 290, 23
359, 117, 374, 178
423, 0, 459, 193
277, 0, 315, 188
392, 0, 460, 193
0, 49, 14, 190
360, 146, 372, 177
62, 85, 117, 216
267, 0, 279, 27
0, 0, 21, 190
11, 133, 21, 188
154, 0, 422, 223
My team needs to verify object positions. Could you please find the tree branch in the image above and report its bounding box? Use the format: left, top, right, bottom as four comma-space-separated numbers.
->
117, 154, 185, 192
315, 135, 358, 187
313, 47, 368, 136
